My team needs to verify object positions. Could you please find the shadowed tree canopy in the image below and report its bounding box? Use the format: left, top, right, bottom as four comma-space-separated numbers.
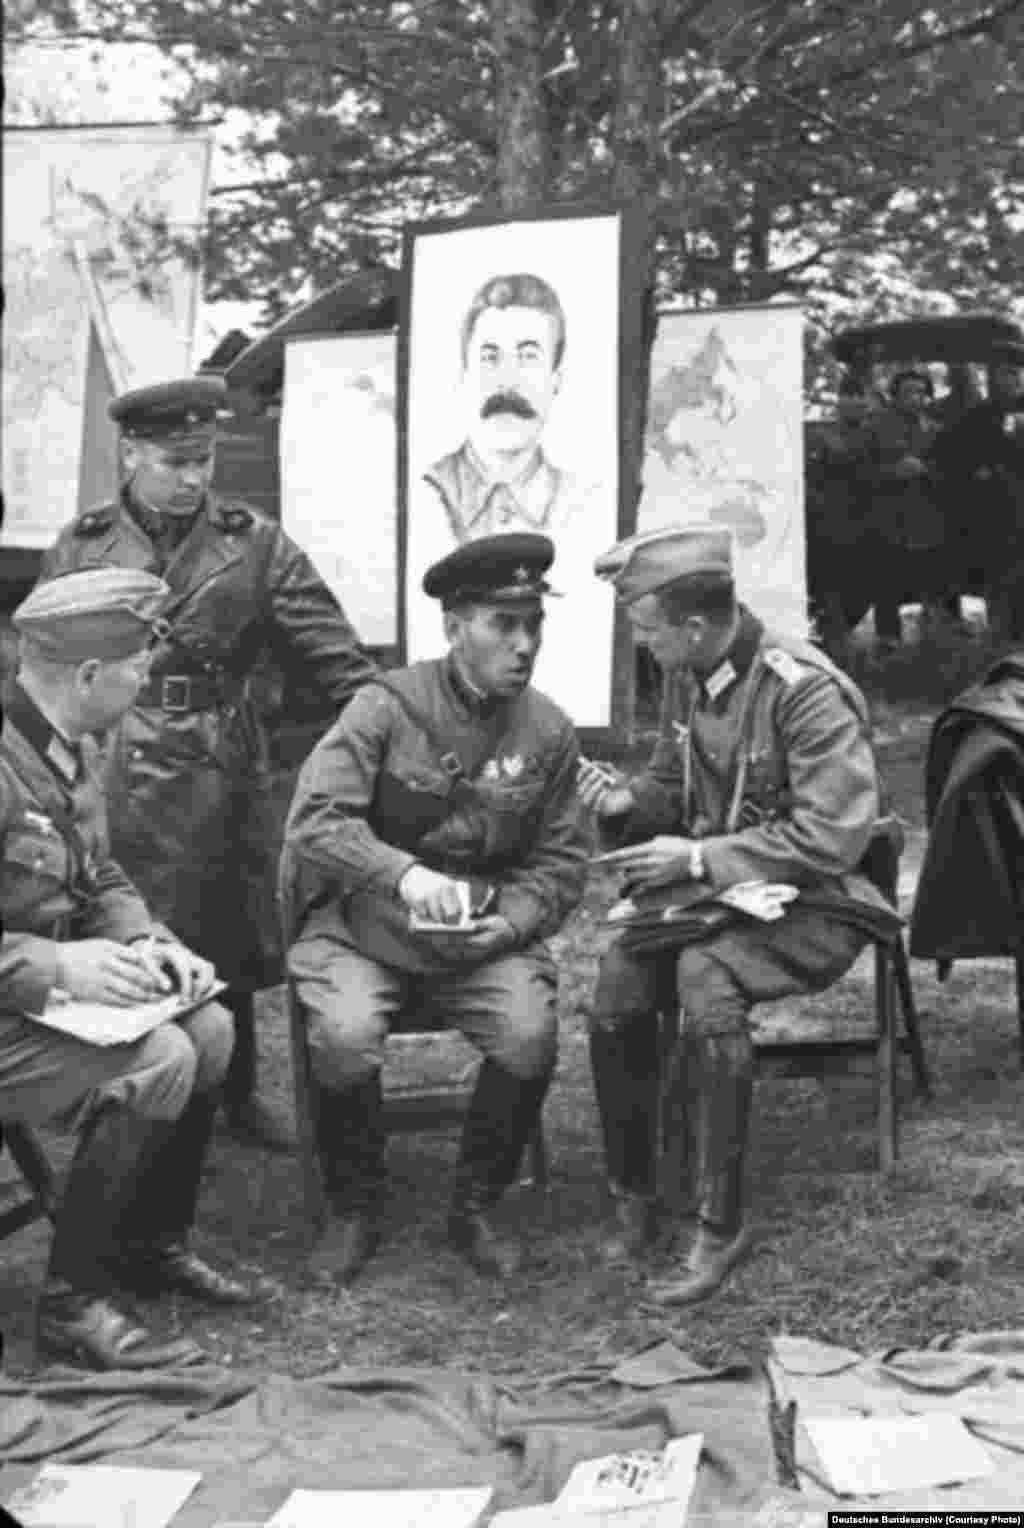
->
15, 0, 1022, 332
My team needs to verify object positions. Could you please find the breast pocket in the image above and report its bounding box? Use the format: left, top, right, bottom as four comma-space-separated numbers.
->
740, 748, 790, 826
2, 826, 70, 921
372, 768, 453, 852
476, 776, 548, 855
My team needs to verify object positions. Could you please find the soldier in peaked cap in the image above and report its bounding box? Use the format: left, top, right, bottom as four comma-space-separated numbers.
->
2, 569, 263, 1370
577, 524, 891, 1303
282, 532, 587, 1286
37, 375, 379, 1151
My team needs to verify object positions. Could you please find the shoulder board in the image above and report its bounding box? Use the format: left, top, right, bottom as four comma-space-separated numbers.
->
762, 647, 806, 686
73, 505, 116, 536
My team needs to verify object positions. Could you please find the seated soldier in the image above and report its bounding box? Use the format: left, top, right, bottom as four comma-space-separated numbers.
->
577, 525, 891, 1305
283, 532, 587, 1285
1, 569, 259, 1370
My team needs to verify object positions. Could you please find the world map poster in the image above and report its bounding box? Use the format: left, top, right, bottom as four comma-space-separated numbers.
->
638, 305, 807, 638
2, 125, 211, 549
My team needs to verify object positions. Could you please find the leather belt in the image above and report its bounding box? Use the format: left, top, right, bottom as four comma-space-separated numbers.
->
136, 672, 241, 713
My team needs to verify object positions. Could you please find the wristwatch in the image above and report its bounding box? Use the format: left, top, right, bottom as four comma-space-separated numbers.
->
689, 840, 706, 881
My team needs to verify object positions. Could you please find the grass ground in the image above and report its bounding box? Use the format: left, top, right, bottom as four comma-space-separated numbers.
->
1, 680, 1021, 1382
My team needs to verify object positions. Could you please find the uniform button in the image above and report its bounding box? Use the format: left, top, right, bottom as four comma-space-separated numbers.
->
132, 748, 143, 760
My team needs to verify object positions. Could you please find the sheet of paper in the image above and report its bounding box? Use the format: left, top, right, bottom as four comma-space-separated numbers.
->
803, 1412, 995, 1496
267, 1486, 493, 1528
555, 1435, 703, 1514
6, 1463, 202, 1528
28, 980, 227, 1047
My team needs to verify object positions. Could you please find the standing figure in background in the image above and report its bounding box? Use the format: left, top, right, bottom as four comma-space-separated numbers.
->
37, 376, 379, 1150
860, 369, 945, 647
932, 353, 1024, 638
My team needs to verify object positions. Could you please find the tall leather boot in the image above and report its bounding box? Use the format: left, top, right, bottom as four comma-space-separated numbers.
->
448, 1060, 549, 1279
589, 1021, 660, 1262
37, 1105, 204, 1369
221, 990, 296, 1152
308, 1073, 387, 1285
109, 1090, 258, 1305
646, 1031, 755, 1306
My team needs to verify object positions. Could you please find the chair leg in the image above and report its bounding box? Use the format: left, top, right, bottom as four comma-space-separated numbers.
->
286, 977, 326, 1234
893, 935, 931, 1097
521, 1118, 549, 1192
875, 946, 898, 1171
1016, 956, 1024, 1065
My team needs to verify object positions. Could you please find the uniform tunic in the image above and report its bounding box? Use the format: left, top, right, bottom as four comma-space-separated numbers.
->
593, 607, 889, 1030
38, 490, 378, 990
284, 657, 587, 1085
0, 689, 231, 1126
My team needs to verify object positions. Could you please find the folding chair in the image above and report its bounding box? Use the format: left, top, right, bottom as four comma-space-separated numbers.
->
661, 816, 930, 1187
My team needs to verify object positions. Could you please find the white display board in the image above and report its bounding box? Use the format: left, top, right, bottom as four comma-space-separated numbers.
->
403, 213, 621, 726
2, 124, 211, 548
639, 305, 807, 638
280, 331, 398, 648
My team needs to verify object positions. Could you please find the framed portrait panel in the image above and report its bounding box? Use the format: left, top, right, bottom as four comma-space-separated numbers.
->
280, 330, 398, 648
398, 206, 645, 728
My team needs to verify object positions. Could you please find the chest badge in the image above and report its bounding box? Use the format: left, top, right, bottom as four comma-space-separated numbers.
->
671, 722, 689, 745
501, 754, 524, 779
482, 759, 501, 781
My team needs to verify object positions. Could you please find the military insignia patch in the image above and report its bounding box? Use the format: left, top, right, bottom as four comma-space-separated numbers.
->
705, 658, 737, 700
763, 648, 804, 686
513, 565, 530, 585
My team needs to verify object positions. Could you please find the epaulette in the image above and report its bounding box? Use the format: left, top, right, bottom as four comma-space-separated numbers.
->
762, 647, 806, 686
214, 502, 255, 534
73, 504, 116, 537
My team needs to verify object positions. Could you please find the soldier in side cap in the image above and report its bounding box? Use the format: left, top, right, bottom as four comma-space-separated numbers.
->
282, 533, 587, 1285
1, 569, 262, 1370
36, 375, 379, 1150
578, 524, 891, 1303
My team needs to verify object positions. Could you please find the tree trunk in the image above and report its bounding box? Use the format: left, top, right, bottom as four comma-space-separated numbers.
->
610, 0, 666, 738
491, 0, 550, 210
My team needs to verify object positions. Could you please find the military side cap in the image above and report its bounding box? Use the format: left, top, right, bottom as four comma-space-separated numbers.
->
423, 532, 557, 607
13, 568, 170, 663
594, 523, 733, 604
108, 376, 226, 442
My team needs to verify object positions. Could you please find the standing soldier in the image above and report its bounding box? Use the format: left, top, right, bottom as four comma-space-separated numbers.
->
37, 376, 379, 1149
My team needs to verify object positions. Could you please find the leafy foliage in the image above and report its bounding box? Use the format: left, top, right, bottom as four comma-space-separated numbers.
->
11, 0, 1024, 342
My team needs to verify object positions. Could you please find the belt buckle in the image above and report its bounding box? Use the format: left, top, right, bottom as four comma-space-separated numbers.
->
162, 675, 192, 712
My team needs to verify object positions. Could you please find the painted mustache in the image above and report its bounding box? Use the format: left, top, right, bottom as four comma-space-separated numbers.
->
481, 391, 537, 420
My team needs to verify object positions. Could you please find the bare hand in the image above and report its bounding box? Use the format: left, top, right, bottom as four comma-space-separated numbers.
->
55, 939, 164, 1006
397, 864, 467, 924
457, 914, 517, 959
600, 835, 694, 889
157, 943, 218, 1002
576, 758, 635, 818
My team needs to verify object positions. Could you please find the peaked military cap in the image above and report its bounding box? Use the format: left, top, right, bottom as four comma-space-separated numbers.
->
594, 523, 733, 604
109, 375, 226, 443
13, 568, 170, 663
423, 532, 557, 607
